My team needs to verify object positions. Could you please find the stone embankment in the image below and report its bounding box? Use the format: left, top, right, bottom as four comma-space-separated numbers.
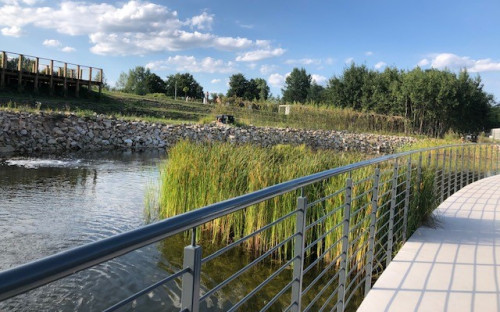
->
0, 111, 417, 155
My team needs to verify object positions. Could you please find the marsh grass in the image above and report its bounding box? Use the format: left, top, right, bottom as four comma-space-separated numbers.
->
147, 141, 498, 310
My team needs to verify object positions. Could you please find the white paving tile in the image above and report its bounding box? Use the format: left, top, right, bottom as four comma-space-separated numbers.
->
358, 174, 500, 312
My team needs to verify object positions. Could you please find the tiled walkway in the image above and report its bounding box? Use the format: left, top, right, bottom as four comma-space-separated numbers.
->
358, 174, 500, 312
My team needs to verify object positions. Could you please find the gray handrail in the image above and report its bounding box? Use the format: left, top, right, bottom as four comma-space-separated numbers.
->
0, 143, 478, 301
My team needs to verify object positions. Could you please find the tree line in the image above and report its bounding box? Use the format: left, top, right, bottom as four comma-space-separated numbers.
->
116, 64, 498, 136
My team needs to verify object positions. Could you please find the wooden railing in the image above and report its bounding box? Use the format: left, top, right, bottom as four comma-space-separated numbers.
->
0, 50, 103, 97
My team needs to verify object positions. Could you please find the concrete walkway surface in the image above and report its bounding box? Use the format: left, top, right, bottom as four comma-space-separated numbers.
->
358, 174, 500, 312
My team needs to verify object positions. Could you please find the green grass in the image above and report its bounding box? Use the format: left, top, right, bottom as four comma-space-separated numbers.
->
0, 89, 412, 135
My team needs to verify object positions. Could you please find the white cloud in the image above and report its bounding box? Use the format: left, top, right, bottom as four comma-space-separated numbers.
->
61, 46, 76, 52
325, 58, 334, 65
0, 1, 270, 56
428, 53, 500, 72
211, 79, 221, 84
260, 64, 278, 75
236, 21, 254, 29
1, 26, 22, 37
345, 57, 354, 64
236, 48, 285, 62
247, 63, 257, 69
285, 58, 321, 65
365, 51, 373, 56
43, 39, 61, 47
374, 61, 387, 69
311, 74, 327, 85
417, 58, 430, 67
187, 11, 213, 30
146, 55, 235, 73
268, 73, 290, 87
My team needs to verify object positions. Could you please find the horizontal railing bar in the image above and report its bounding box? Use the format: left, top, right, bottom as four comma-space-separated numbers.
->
202, 210, 298, 263
349, 239, 370, 262
1, 50, 103, 70
259, 279, 295, 312
348, 216, 370, 234
319, 284, 340, 312
304, 248, 342, 276
377, 188, 392, 199
345, 276, 367, 307
0, 143, 481, 301
103, 267, 189, 312
200, 234, 297, 302
345, 269, 366, 294
227, 257, 296, 312
352, 189, 373, 202
350, 203, 371, 219
302, 258, 340, 296
352, 175, 374, 186
304, 272, 340, 312
396, 180, 406, 189
376, 199, 391, 211
305, 204, 344, 231
305, 223, 343, 252
307, 188, 345, 208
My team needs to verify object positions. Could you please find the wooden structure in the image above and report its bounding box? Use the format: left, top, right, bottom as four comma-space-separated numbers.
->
0, 50, 103, 97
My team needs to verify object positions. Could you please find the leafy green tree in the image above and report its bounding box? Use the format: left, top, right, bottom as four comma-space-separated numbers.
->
307, 82, 325, 103
146, 73, 166, 94
282, 68, 312, 103
254, 78, 270, 101
165, 73, 204, 98
227, 73, 248, 98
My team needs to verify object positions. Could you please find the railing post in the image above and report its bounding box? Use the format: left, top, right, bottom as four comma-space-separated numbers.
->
434, 150, 440, 199
0, 51, 5, 90
387, 160, 398, 267
181, 230, 202, 312
364, 168, 380, 296
416, 152, 423, 192
76, 65, 80, 98
17, 54, 23, 92
49, 60, 54, 95
88, 67, 93, 91
490, 145, 493, 177
63, 63, 68, 97
402, 157, 412, 242
291, 195, 307, 312
337, 178, 352, 312
479, 145, 482, 180
447, 149, 453, 198
440, 150, 446, 203
34, 57, 39, 94
460, 146, 465, 189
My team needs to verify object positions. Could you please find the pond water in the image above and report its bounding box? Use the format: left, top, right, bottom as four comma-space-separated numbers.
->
0, 151, 187, 311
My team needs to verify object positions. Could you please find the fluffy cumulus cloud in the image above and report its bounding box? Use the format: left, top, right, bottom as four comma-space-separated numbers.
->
311, 74, 327, 85
145, 55, 235, 73
260, 64, 278, 75
1, 26, 22, 37
419, 53, 500, 72
236, 48, 285, 62
211, 79, 220, 84
62, 46, 76, 52
0, 1, 275, 56
285, 58, 321, 66
374, 61, 387, 69
268, 73, 287, 87
43, 39, 61, 47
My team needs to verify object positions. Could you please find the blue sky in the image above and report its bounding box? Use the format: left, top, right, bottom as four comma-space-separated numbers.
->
1, 0, 499, 101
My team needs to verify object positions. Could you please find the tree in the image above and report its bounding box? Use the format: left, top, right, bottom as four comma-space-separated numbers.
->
307, 82, 325, 103
254, 78, 270, 101
146, 73, 166, 94
165, 73, 204, 98
116, 66, 150, 95
282, 68, 312, 103
227, 73, 248, 98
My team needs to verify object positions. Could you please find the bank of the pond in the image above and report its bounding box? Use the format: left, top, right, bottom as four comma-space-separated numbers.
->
0, 110, 416, 155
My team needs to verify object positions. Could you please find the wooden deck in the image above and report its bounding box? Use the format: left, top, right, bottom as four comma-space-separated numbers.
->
358, 174, 500, 312
0, 51, 103, 97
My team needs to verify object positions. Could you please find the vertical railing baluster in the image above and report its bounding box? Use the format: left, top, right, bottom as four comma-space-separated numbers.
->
490, 145, 494, 177
416, 152, 423, 192
461, 146, 465, 189
467, 146, 471, 185
181, 228, 202, 312
402, 157, 411, 242
479, 145, 482, 180
440, 150, 446, 203
434, 150, 440, 203
337, 178, 352, 312
364, 168, 380, 296
447, 149, 452, 198
291, 195, 307, 312
386, 160, 398, 266
454, 148, 459, 193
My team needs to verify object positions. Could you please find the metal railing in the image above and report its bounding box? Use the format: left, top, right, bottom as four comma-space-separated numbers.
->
0, 143, 499, 311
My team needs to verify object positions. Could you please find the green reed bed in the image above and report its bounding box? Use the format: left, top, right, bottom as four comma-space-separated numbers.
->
147, 141, 498, 310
